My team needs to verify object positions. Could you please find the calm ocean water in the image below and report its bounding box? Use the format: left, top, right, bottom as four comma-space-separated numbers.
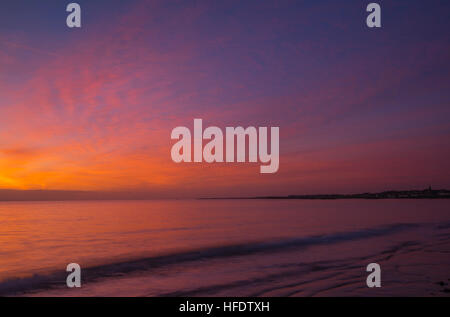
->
0, 199, 449, 296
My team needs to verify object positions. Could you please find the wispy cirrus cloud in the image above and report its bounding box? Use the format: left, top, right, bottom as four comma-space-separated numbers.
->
0, 0, 449, 195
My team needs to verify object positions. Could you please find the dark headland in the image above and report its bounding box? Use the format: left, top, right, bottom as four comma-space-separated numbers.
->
200, 187, 450, 200
0, 187, 449, 202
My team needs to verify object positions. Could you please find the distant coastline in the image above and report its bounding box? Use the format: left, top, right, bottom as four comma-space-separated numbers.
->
199, 188, 450, 200
0, 187, 449, 202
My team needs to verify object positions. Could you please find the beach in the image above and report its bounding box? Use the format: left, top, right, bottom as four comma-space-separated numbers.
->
0, 199, 449, 296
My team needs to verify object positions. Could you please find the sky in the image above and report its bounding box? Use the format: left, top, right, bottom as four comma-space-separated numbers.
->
0, 0, 449, 198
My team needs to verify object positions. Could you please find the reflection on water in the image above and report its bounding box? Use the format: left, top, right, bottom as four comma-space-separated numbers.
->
0, 199, 449, 296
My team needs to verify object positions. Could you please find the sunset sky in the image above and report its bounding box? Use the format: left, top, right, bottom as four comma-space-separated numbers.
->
0, 0, 449, 198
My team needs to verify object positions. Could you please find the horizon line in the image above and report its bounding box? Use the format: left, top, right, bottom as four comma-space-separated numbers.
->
0, 187, 447, 202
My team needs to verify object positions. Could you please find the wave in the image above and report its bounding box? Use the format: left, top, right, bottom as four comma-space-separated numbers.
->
0, 223, 418, 296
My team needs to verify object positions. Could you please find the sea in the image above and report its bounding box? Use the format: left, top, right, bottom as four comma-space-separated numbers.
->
0, 199, 449, 296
